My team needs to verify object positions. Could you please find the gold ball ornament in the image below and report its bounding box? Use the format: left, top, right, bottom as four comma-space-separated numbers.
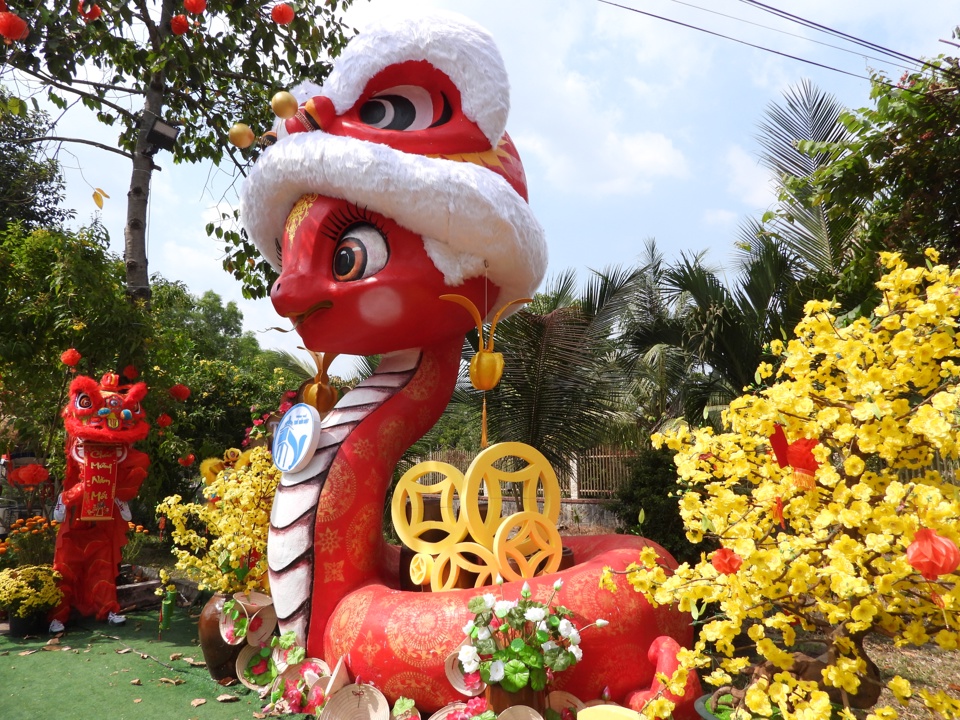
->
228, 123, 255, 149
271, 91, 299, 120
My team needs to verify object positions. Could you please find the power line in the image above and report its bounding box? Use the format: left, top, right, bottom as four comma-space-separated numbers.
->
595, 0, 873, 83
736, 0, 959, 80
595, 0, 953, 93
663, 0, 915, 74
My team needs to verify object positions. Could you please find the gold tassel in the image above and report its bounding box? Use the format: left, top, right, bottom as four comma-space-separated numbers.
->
481, 394, 488, 448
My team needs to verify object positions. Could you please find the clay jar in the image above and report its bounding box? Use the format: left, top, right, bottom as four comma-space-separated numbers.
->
197, 593, 243, 682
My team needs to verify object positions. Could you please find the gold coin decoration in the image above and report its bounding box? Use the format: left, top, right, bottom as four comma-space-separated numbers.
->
392, 442, 562, 590
494, 510, 563, 582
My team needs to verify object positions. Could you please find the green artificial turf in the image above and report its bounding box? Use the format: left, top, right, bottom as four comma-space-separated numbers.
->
0, 606, 263, 720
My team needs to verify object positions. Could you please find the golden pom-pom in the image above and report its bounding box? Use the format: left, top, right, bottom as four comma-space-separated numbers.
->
228, 122, 256, 149
271, 91, 298, 120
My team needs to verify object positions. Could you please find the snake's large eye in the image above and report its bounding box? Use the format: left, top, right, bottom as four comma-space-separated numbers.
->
75, 393, 93, 411
332, 223, 389, 282
358, 85, 441, 131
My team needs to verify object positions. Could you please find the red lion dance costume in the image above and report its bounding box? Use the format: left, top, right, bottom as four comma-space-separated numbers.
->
50, 372, 150, 627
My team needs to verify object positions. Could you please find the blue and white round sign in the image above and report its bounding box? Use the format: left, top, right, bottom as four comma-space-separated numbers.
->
272, 403, 322, 473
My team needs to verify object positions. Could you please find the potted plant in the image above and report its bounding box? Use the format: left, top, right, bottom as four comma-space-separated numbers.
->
156, 445, 280, 679
616, 251, 960, 719
458, 579, 608, 714
0, 564, 63, 636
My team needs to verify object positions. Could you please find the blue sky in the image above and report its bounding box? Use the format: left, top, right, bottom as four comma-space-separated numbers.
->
48, 0, 959, 375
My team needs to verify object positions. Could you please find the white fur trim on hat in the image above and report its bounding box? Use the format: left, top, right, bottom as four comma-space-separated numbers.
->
322, 11, 510, 148
241, 131, 546, 317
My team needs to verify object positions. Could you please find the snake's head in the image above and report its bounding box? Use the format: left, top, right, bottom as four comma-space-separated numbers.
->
271, 194, 500, 356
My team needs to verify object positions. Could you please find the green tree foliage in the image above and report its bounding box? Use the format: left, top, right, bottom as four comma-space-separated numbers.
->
0, 1, 352, 298
607, 447, 702, 565
796, 45, 960, 268
479, 267, 638, 472
0, 88, 72, 231
628, 239, 807, 426
0, 222, 300, 520
0, 221, 146, 461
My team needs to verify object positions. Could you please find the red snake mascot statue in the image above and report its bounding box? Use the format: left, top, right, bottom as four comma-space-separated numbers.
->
50, 372, 150, 628
240, 13, 700, 717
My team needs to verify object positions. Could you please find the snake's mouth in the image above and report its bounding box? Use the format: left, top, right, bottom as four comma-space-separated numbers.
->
282, 300, 334, 331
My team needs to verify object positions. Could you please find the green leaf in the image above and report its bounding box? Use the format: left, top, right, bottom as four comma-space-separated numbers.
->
392, 697, 416, 717
474, 637, 497, 656
551, 649, 575, 673
467, 596, 488, 614
529, 667, 548, 692
517, 643, 542, 669
500, 659, 530, 692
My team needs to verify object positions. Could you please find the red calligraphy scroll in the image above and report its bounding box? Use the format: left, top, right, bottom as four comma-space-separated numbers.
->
80, 444, 119, 521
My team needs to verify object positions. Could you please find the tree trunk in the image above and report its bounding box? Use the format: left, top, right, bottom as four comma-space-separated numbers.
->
123, 0, 176, 303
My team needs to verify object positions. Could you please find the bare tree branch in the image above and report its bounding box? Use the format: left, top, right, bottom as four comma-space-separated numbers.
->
36, 73, 146, 97
210, 68, 273, 88
16, 136, 135, 161
133, 0, 163, 52
16, 67, 137, 121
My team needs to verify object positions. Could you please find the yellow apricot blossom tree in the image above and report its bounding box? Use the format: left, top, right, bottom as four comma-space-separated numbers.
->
156, 446, 279, 595
612, 251, 960, 719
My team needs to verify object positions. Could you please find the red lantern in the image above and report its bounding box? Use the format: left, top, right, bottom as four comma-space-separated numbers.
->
907, 528, 960, 581
77, 2, 102, 22
712, 547, 742, 575
170, 13, 189, 35
178, 453, 196, 467
0, 11, 28, 43
156, 413, 173, 428
60, 348, 82, 367
184, 0, 206, 13
8, 463, 50, 489
169, 383, 191, 401
271, 3, 294, 25
122, 364, 139, 380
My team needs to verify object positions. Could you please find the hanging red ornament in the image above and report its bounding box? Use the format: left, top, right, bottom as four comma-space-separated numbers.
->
77, 2, 102, 22
773, 496, 785, 530
711, 547, 742, 575
178, 453, 196, 467
0, 11, 29, 43
60, 348, 82, 367
156, 413, 173, 428
170, 13, 189, 35
169, 383, 191, 401
271, 3, 294, 25
769, 424, 820, 490
122, 364, 139, 380
184, 0, 206, 13
8, 463, 50, 489
907, 528, 960, 581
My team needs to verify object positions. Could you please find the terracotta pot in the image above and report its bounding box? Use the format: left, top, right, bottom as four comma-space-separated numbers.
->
198, 593, 243, 682
485, 683, 547, 716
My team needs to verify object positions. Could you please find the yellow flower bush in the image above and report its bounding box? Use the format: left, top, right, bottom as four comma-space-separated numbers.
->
0, 564, 63, 618
156, 446, 279, 595
607, 251, 960, 719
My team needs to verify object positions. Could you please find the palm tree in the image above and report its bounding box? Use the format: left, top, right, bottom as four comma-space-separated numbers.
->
627, 238, 807, 425
742, 79, 873, 306
474, 266, 640, 472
